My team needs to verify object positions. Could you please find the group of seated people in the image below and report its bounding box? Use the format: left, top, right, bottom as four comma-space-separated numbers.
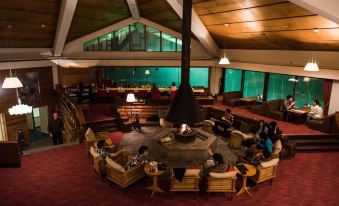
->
280, 95, 324, 122
95, 139, 149, 170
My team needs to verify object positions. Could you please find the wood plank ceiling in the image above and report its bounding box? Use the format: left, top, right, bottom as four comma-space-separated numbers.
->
0, 0, 61, 48
192, 0, 339, 50
66, 0, 131, 42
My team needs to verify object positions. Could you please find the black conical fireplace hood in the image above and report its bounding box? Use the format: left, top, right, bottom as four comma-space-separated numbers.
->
165, 0, 204, 125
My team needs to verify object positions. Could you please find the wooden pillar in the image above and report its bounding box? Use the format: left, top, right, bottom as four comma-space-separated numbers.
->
181, 0, 192, 85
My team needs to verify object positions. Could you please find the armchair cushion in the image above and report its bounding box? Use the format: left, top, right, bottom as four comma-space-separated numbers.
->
85, 128, 96, 141
106, 156, 125, 173
260, 158, 279, 168
90, 146, 100, 158
185, 169, 200, 177
210, 171, 237, 179
273, 139, 282, 155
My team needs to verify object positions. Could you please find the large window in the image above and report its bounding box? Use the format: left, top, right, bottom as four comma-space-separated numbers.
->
243, 71, 265, 98
295, 77, 324, 108
267, 73, 295, 101
224, 68, 242, 92
103, 67, 209, 88
84, 22, 182, 52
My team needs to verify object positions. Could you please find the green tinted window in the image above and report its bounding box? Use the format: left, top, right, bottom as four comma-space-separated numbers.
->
146, 27, 160, 51
243, 71, 265, 98
177, 39, 182, 52
130, 23, 145, 51
224, 68, 242, 92
113, 26, 129, 51
190, 67, 209, 88
99, 33, 113, 51
267, 73, 295, 101
162, 33, 176, 51
295, 77, 324, 108
84, 38, 99, 51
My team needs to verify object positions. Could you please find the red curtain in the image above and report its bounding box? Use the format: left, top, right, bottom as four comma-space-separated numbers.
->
323, 79, 333, 115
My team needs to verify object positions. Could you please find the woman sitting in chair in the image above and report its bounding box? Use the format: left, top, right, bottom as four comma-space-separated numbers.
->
124, 145, 149, 170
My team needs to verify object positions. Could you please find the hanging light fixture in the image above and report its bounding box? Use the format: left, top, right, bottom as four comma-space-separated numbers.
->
2, 23, 32, 115
8, 99, 32, 115
219, 40, 230, 65
304, 28, 320, 72
145, 69, 150, 75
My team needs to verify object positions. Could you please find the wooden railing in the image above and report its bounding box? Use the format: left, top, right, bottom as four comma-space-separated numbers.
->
57, 89, 86, 143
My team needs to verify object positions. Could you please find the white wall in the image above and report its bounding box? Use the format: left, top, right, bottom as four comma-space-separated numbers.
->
39, 106, 49, 134
329, 80, 339, 114
26, 114, 34, 130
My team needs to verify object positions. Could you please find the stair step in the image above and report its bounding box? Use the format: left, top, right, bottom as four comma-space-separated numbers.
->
297, 145, 339, 150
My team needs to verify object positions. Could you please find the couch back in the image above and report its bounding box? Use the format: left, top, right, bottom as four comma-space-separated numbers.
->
265, 99, 284, 111
223, 91, 243, 100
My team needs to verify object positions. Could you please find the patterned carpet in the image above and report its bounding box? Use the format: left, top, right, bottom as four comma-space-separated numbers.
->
1, 137, 339, 206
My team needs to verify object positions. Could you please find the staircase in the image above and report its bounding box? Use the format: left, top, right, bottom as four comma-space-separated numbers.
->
286, 134, 339, 151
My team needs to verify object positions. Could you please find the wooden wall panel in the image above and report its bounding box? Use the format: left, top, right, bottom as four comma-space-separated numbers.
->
60, 67, 96, 87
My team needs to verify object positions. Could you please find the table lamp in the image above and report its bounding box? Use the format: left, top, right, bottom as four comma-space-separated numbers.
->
126, 93, 136, 119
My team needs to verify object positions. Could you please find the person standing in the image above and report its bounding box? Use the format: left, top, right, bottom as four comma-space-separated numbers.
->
48, 111, 64, 145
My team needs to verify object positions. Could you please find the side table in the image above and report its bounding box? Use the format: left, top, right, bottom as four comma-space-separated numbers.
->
144, 164, 165, 197
234, 163, 257, 197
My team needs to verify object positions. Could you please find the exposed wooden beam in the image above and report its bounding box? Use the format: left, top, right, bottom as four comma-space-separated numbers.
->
289, 0, 339, 24
167, 0, 220, 58
53, 0, 78, 56
127, 0, 140, 20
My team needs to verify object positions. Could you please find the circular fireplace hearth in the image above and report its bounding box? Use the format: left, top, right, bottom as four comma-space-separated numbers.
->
174, 130, 196, 143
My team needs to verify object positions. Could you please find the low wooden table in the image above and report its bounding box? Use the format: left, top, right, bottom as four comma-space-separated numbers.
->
287, 107, 311, 124
240, 97, 259, 105
144, 164, 165, 197
234, 163, 257, 197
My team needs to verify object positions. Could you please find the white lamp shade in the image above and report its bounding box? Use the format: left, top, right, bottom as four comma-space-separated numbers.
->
8, 104, 32, 115
126, 93, 136, 103
219, 57, 230, 65
304, 62, 319, 72
145, 70, 150, 75
2, 77, 23, 88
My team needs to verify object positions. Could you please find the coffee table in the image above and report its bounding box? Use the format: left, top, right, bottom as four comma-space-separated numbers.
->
144, 164, 165, 197
234, 163, 257, 197
287, 107, 311, 124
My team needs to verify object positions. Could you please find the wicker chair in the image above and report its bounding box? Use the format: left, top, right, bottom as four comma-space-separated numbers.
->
170, 169, 200, 194
207, 171, 237, 200
85, 127, 111, 152
249, 158, 279, 189
106, 152, 145, 189
89, 146, 106, 177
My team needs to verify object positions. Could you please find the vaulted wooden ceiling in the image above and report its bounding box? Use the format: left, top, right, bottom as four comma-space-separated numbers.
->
192, 0, 339, 50
0, 0, 60, 48
0, 0, 338, 51
66, 0, 130, 42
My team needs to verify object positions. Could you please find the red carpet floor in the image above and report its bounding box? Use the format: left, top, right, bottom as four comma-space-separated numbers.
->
1, 144, 338, 206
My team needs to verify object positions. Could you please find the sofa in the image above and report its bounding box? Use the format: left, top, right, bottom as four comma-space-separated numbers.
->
223, 91, 243, 107
106, 152, 145, 189
307, 113, 337, 133
207, 171, 237, 200
170, 169, 200, 193
265, 99, 284, 120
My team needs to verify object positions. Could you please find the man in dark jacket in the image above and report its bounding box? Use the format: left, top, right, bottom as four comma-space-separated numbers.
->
48, 112, 64, 145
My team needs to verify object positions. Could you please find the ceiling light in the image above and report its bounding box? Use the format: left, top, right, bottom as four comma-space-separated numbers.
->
7, 25, 12, 28
145, 70, 150, 75
313, 28, 319, 33
8, 103, 33, 115
224, 23, 229, 27
304, 59, 319, 72
2, 77, 23, 88
303, 77, 311, 82
219, 57, 230, 64
288, 78, 298, 82
41, 24, 46, 28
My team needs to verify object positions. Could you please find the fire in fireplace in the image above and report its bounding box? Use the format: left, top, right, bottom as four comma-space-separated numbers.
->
175, 124, 197, 143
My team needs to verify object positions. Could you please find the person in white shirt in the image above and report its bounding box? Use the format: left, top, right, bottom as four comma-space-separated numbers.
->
307, 98, 324, 122
170, 82, 177, 92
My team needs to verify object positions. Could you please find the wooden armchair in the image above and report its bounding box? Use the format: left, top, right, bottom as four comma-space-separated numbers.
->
85, 127, 110, 152
89, 146, 106, 177
249, 158, 279, 189
170, 169, 200, 193
207, 171, 237, 200
105, 152, 145, 189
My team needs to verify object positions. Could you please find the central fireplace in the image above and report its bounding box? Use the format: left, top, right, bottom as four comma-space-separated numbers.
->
175, 124, 196, 143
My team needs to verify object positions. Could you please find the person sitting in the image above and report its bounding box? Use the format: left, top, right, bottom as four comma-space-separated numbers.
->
257, 132, 273, 159
307, 98, 324, 122
124, 145, 149, 170
170, 82, 177, 92
151, 83, 159, 93
280, 95, 296, 120
213, 108, 234, 138
95, 139, 124, 158
241, 120, 268, 148
205, 148, 227, 176
267, 121, 281, 138
255, 120, 268, 138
